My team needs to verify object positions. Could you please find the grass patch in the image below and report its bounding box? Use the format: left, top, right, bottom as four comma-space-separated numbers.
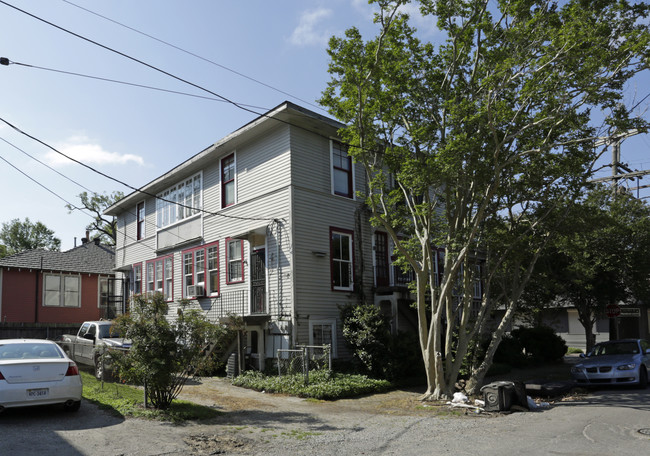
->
566, 347, 584, 354
80, 371, 221, 422
232, 370, 392, 400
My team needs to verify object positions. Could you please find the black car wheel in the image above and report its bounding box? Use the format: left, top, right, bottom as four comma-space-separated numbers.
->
639, 366, 648, 389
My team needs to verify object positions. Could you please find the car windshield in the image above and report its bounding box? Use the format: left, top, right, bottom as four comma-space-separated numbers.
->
98, 324, 122, 338
591, 342, 639, 356
0, 343, 63, 360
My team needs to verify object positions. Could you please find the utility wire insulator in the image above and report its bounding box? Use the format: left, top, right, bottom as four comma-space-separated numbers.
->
0, 57, 10, 66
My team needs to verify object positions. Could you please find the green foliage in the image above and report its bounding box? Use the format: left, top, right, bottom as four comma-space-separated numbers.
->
110, 294, 230, 410
567, 347, 584, 354
80, 371, 220, 422
340, 303, 425, 381
0, 217, 61, 255
339, 303, 391, 378
320, 0, 650, 398
232, 370, 392, 400
66, 191, 124, 246
494, 326, 567, 367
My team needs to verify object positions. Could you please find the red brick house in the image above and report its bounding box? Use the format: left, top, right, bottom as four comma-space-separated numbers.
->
0, 239, 119, 324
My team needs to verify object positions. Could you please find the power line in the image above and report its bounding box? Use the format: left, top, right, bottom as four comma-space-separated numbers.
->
0, 135, 209, 252
0, 142, 81, 210
0, 115, 272, 223
60, 0, 325, 113
5, 59, 270, 110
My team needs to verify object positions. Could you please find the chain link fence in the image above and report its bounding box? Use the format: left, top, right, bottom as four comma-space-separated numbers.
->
276, 344, 331, 385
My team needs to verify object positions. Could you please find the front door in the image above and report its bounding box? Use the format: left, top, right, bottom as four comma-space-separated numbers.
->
251, 248, 266, 314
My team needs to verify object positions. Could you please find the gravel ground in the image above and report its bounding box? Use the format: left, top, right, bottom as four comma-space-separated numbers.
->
2, 358, 649, 455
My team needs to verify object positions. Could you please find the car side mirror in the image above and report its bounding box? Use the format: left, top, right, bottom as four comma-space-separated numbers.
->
645, 348, 650, 355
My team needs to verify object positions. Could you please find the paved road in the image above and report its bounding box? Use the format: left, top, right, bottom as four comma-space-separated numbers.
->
1, 385, 648, 455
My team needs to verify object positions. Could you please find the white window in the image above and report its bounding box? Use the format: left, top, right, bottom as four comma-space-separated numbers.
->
309, 319, 337, 358
43, 274, 80, 307
227, 239, 244, 283
330, 228, 353, 291
156, 172, 202, 229
146, 256, 173, 301
331, 140, 354, 198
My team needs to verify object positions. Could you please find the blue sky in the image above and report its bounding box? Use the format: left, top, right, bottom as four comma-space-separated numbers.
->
0, 0, 648, 251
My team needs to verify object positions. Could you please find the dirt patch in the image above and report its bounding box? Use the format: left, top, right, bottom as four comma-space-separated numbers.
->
184, 433, 254, 455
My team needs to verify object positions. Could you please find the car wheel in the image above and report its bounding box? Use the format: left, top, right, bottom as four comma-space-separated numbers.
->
63, 400, 81, 412
94, 357, 104, 380
639, 366, 648, 389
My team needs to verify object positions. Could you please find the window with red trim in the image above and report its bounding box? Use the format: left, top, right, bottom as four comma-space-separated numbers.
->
221, 153, 235, 208
183, 241, 220, 297
226, 238, 244, 284
145, 255, 173, 301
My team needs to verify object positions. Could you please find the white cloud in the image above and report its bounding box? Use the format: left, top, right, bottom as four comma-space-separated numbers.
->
46, 136, 144, 167
289, 8, 334, 47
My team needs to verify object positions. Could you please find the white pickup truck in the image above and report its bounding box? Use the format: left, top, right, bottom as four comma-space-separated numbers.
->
58, 321, 130, 379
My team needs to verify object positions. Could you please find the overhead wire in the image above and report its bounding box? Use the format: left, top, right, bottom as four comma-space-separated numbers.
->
60, 0, 326, 113
6, 59, 270, 110
0, 135, 211, 253
0, 116, 272, 223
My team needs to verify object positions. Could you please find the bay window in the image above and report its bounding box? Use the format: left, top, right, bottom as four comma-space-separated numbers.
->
156, 172, 202, 229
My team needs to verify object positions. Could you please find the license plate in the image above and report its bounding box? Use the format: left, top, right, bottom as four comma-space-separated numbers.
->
27, 388, 49, 399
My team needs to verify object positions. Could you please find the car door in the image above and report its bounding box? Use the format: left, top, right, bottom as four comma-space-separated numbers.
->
79, 323, 97, 364
642, 340, 650, 369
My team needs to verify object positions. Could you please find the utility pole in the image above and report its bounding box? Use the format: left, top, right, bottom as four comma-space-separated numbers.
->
589, 130, 650, 197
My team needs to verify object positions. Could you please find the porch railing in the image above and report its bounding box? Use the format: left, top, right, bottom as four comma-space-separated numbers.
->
203, 290, 269, 321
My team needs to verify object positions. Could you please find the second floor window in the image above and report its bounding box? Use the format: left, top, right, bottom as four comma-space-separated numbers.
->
136, 202, 145, 240
332, 141, 353, 198
156, 173, 202, 229
221, 153, 236, 208
331, 228, 353, 291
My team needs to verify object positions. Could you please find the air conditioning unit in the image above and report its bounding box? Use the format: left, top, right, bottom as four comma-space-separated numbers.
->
186, 284, 205, 297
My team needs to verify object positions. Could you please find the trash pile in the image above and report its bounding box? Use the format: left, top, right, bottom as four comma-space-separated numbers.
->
447, 381, 550, 414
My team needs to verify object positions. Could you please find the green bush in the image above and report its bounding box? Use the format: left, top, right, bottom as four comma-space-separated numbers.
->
567, 347, 583, 354
232, 370, 392, 400
494, 326, 567, 367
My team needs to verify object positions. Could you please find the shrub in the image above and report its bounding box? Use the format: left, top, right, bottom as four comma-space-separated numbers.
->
110, 294, 232, 410
494, 326, 567, 367
339, 302, 391, 378
232, 370, 391, 400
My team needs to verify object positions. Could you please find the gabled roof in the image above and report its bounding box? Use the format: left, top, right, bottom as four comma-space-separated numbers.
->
0, 240, 115, 275
104, 101, 344, 216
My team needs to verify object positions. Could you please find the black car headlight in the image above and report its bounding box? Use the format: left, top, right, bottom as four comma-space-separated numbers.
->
617, 363, 636, 371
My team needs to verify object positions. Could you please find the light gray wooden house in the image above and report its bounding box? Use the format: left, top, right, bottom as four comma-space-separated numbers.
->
105, 102, 416, 370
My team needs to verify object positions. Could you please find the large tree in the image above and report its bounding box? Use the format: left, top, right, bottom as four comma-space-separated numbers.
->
0, 218, 61, 255
320, 0, 649, 399
66, 191, 123, 246
526, 185, 650, 352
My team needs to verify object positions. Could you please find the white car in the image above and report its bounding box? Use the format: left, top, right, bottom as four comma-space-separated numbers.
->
0, 339, 82, 413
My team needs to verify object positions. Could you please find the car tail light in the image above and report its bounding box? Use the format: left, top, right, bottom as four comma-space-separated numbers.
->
65, 362, 80, 376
